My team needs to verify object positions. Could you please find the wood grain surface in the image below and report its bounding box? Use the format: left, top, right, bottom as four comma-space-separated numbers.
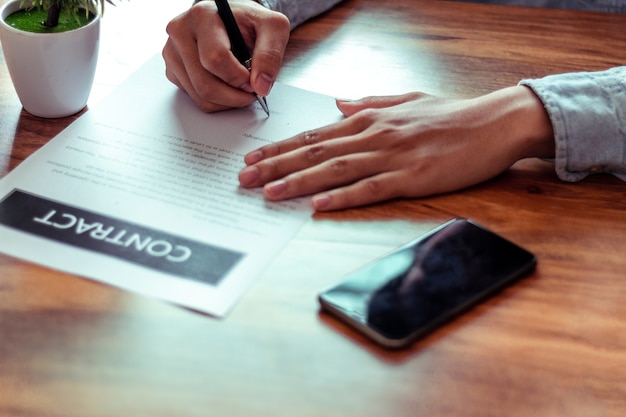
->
1, 1, 625, 416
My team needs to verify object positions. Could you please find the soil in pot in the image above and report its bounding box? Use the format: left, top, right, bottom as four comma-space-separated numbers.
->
5, 8, 94, 33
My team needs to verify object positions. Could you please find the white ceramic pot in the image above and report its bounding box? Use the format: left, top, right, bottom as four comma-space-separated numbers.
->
0, 0, 100, 118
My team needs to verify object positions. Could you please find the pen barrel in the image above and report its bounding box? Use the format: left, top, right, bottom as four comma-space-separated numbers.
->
215, 0, 252, 66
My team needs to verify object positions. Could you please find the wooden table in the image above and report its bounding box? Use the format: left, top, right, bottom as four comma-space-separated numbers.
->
2, 1, 626, 415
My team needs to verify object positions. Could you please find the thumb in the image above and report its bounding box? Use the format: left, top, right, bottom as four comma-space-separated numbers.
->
249, 12, 290, 97
336, 92, 427, 117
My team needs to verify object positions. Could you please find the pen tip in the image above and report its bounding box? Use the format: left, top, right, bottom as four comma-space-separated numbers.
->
257, 95, 270, 116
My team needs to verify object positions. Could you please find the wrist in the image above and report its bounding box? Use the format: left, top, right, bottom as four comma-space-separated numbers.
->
512, 85, 555, 159
477, 86, 555, 161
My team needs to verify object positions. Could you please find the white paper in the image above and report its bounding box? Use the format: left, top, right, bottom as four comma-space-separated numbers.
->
0, 55, 342, 317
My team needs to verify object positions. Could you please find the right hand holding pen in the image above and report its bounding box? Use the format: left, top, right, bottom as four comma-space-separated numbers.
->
162, 0, 290, 112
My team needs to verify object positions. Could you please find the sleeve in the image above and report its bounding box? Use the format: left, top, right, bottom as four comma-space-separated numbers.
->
519, 67, 626, 182
256, 0, 344, 29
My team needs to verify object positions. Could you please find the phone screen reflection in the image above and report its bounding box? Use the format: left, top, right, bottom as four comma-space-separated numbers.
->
321, 219, 536, 342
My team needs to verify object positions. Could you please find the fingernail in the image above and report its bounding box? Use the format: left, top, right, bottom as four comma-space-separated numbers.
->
265, 179, 287, 197
312, 193, 331, 210
239, 166, 260, 185
241, 82, 254, 93
256, 73, 275, 96
244, 149, 264, 165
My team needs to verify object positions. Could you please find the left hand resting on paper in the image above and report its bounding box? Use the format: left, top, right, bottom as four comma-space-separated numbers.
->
238, 86, 555, 211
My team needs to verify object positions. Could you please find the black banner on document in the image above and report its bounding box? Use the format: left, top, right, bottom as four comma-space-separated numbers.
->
0, 190, 243, 286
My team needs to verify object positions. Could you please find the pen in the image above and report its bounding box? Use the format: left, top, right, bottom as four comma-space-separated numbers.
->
215, 0, 270, 116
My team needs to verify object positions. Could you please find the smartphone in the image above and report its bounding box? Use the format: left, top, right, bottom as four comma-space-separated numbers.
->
318, 218, 536, 349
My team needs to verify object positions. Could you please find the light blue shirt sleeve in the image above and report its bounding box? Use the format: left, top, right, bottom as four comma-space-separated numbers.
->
257, 0, 344, 28
519, 67, 626, 182
450, 0, 626, 12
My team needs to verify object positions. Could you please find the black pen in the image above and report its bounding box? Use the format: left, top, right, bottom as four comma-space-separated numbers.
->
215, 0, 270, 116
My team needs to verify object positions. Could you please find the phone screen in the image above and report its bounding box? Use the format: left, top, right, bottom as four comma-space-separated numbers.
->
318, 218, 536, 348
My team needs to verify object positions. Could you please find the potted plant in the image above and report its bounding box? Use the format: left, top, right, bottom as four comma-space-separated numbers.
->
0, 0, 115, 118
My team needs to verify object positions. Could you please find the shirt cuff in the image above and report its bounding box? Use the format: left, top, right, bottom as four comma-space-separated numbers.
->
519, 67, 626, 182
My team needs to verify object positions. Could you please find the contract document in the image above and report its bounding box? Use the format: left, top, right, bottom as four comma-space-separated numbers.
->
0, 55, 342, 317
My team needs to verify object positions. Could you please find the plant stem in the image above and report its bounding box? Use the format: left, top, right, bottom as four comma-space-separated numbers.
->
43, 4, 62, 28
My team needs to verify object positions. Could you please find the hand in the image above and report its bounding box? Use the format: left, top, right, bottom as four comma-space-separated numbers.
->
238, 86, 555, 211
162, 0, 290, 112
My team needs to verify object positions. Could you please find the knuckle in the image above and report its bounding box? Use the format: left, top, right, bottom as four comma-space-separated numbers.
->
197, 102, 222, 113
262, 157, 282, 177
165, 14, 186, 36
188, 2, 208, 19
165, 20, 176, 36
164, 68, 180, 87
365, 178, 384, 196
305, 144, 326, 162
194, 81, 214, 101
355, 108, 379, 121
200, 49, 230, 73
266, 11, 291, 31
350, 108, 382, 131
286, 172, 303, 188
269, 142, 289, 157
330, 158, 349, 177
192, 77, 252, 109
300, 130, 320, 146
253, 49, 284, 69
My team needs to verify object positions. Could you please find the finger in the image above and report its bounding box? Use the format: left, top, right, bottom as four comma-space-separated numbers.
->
163, 43, 221, 112
163, 48, 245, 111
239, 121, 391, 189
242, 114, 371, 166
195, 15, 251, 89
163, 15, 201, 91
186, 66, 256, 112
242, 129, 328, 166
191, 10, 260, 109
259, 150, 392, 201
309, 149, 508, 211
248, 12, 290, 96
239, 138, 359, 188
336, 92, 426, 117
310, 171, 409, 211
242, 92, 425, 163
166, 45, 254, 112
162, 41, 188, 91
